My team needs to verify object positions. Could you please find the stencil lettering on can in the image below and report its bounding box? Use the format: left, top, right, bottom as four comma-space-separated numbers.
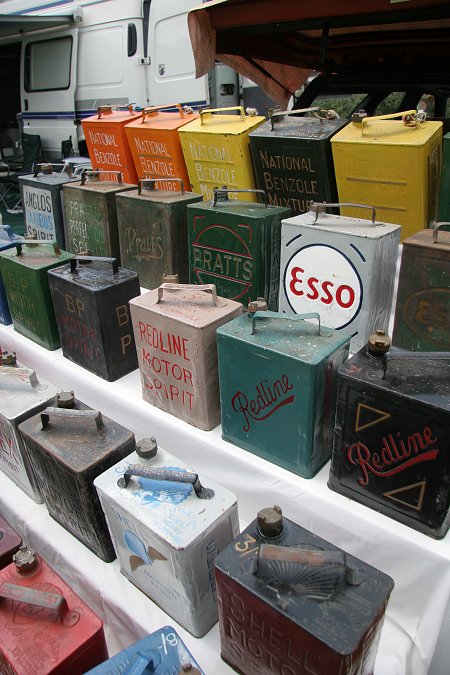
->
23, 186, 55, 241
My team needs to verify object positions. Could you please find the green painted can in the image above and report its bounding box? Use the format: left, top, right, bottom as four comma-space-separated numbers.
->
187, 189, 290, 309
437, 132, 450, 229
0, 240, 73, 349
217, 311, 350, 478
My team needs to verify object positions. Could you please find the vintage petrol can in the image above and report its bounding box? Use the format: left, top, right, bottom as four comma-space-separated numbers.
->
0, 546, 108, 674
124, 103, 199, 187
81, 105, 142, 184
18, 163, 81, 246
62, 170, 135, 260
85, 626, 204, 674
116, 178, 202, 289
249, 108, 347, 215
215, 505, 394, 675
0, 224, 22, 325
392, 223, 450, 351
217, 311, 350, 478
0, 515, 21, 569
279, 202, 401, 354
94, 439, 239, 637
130, 283, 242, 430
187, 188, 290, 309
331, 110, 442, 240
48, 256, 140, 380
178, 106, 265, 201
328, 333, 450, 538
18, 406, 136, 561
437, 132, 450, 226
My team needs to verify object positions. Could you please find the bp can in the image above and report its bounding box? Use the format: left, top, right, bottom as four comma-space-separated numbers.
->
0, 515, 22, 569
130, 283, 242, 430
48, 256, 140, 380
215, 505, 394, 675
62, 170, 135, 260
0, 240, 73, 349
392, 223, 450, 351
94, 440, 239, 637
0, 546, 108, 674
249, 108, 348, 215
0, 224, 22, 325
18, 406, 136, 561
331, 110, 442, 240
116, 178, 202, 289
179, 106, 265, 201
217, 311, 350, 478
279, 201, 401, 353
328, 335, 450, 538
187, 188, 290, 309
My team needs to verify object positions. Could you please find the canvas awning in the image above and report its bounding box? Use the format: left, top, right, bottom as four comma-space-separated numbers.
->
0, 8, 83, 42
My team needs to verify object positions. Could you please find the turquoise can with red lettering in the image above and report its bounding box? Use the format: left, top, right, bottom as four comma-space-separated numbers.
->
217, 311, 351, 478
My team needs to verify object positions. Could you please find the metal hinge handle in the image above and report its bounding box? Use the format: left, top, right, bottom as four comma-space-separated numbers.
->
200, 106, 246, 123
156, 282, 225, 307
70, 255, 119, 274
117, 464, 214, 499
33, 162, 69, 177
308, 201, 377, 225
15, 240, 61, 256
96, 104, 135, 119
41, 407, 104, 433
354, 109, 425, 135
140, 103, 185, 122
213, 188, 267, 207
382, 347, 450, 378
81, 169, 123, 185
269, 107, 320, 130
138, 177, 185, 195
432, 222, 450, 243
250, 311, 324, 336
122, 650, 161, 675
0, 582, 69, 621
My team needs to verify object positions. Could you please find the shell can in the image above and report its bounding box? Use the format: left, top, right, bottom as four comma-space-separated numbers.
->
0, 515, 22, 569
0, 546, 108, 674
130, 283, 242, 430
0, 224, 22, 326
178, 106, 265, 201
94, 440, 239, 637
18, 406, 136, 561
328, 334, 450, 538
187, 188, 290, 309
217, 311, 350, 478
0, 240, 73, 349
215, 505, 394, 675
392, 223, 450, 351
81, 105, 142, 184
116, 178, 202, 289
48, 256, 140, 381
279, 202, 401, 354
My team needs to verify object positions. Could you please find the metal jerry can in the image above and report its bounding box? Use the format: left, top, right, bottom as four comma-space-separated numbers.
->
18, 405, 136, 561
0, 515, 22, 569
48, 256, 140, 381
94, 439, 239, 637
215, 505, 394, 675
328, 333, 450, 538
217, 311, 350, 478
0, 224, 22, 325
85, 626, 204, 674
62, 170, 135, 260
0, 546, 108, 674
116, 178, 202, 289
331, 110, 442, 240
279, 202, 401, 354
81, 105, 142, 184
0, 240, 73, 350
178, 106, 265, 201
187, 188, 290, 309
124, 103, 199, 187
130, 283, 242, 430
392, 223, 450, 351
18, 162, 81, 246
249, 108, 348, 215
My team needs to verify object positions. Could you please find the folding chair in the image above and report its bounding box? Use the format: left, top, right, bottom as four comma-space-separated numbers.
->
0, 132, 43, 213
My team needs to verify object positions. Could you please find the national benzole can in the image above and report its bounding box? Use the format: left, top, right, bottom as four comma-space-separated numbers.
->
94, 440, 239, 637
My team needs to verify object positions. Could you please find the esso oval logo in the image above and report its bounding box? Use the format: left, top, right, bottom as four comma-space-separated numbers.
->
284, 245, 362, 329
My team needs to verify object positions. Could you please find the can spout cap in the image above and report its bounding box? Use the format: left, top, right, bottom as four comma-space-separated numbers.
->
13, 546, 39, 574
1, 351, 16, 366
56, 391, 75, 408
136, 437, 158, 460
257, 505, 283, 538
368, 329, 391, 355
248, 298, 268, 313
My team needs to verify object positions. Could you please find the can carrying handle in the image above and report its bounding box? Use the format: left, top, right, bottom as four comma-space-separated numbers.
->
308, 201, 377, 225
213, 188, 266, 207
70, 255, 119, 274
0, 582, 71, 622
117, 464, 214, 499
382, 348, 450, 378
269, 107, 319, 130
2, 224, 17, 241
15, 240, 60, 256
250, 311, 322, 336
96, 104, 134, 119
33, 162, 69, 177
138, 178, 185, 195
156, 283, 224, 307
122, 651, 161, 675
200, 106, 246, 124
41, 407, 104, 432
355, 109, 425, 135
432, 222, 450, 243
3, 368, 41, 390
81, 169, 123, 185
140, 103, 185, 122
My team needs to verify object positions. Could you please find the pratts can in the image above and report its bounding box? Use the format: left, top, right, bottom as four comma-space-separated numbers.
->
116, 178, 202, 289
0, 224, 22, 325
187, 188, 290, 309
249, 108, 347, 215
0, 240, 73, 349
130, 283, 242, 430
0, 515, 21, 569
217, 311, 350, 478
215, 505, 394, 675
94, 439, 239, 637
279, 202, 401, 353
85, 626, 204, 674
18, 406, 136, 561
328, 332, 450, 538
124, 103, 199, 186
18, 162, 81, 246
0, 545, 108, 674
48, 255, 140, 381
62, 170, 135, 260
81, 105, 142, 184
178, 106, 265, 201
392, 223, 450, 351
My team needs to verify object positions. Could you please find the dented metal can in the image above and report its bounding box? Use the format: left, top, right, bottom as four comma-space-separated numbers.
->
0, 515, 22, 569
